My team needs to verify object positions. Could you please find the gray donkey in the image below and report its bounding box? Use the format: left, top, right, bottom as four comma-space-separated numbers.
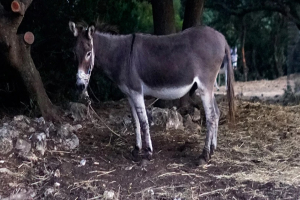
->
69, 21, 235, 164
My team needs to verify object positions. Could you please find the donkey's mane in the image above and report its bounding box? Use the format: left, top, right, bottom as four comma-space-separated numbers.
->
75, 20, 119, 35
75, 21, 89, 30
95, 20, 119, 35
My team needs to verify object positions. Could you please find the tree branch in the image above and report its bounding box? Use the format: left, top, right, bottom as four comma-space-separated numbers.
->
206, 0, 300, 28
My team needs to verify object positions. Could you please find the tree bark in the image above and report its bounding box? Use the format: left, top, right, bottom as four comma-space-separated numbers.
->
180, 0, 205, 107
274, 32, 284, 77
151, 0, 178, 108
182, 0, 205, 30
151, 0, 205, 109
241, 16, 248, 82
0, 0, 59, 121
151, 0, 176, 35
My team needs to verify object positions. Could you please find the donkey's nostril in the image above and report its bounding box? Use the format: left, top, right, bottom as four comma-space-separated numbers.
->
76, 83, 85, 91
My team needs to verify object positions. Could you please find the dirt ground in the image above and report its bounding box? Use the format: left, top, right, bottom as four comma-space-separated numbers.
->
216, 74, 300, 101
1, 76, 300, 199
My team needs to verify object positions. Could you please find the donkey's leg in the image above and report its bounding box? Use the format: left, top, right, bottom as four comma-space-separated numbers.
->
199, 91, 218, 164
225, 68, 228, 90
130, 94, 153, 159
211, 95, 220, 155
215, 74, 220, 90
128, 97, 142, 159
214, 80, 220, 90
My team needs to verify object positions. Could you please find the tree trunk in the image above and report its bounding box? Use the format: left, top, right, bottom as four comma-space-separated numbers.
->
0, 0, 59, 121
151, 0, 178, 109
274, 34, 284, 77
182, 0, 205, 30
151, 0, 176, 35
180, 0, 205, 107
251, 49, 259, 80
287, 20, 299, 85
241, 16, 248, 82
151, 0, 205, 109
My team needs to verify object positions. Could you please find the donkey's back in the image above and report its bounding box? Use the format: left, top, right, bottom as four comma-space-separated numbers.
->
131, 26, 227, 92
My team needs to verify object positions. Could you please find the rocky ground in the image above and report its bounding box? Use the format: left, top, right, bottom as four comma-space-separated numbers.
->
0, 76, 300, 199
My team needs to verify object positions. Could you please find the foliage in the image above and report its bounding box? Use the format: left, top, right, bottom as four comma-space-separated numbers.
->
0, 0, 297, 108
203, 3, 289, 81
173, 0, 183, 31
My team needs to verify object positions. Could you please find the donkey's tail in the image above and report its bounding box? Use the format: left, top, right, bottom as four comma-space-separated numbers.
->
225, 43, 235, 123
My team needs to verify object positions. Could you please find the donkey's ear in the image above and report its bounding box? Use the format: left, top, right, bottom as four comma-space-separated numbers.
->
69, 21, 78, 37
88, 25, 95, 40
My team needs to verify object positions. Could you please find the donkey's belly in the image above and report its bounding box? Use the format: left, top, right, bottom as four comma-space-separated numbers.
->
142, 81, 195, 100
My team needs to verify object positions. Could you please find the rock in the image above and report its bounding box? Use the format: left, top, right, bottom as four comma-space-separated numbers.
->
45, 122, 56, 137
123, 114, 132, 125
151, 107, 184, 130
34, 117, 45, 125
166, 108, 184, 130
15, 138, 31, 156
32, 132, 47, 155
28, 127, 36, 133
13, 115, 31, 124
184, 115, 201, 134
0, 124, 20, 139
57, 124, 79, 150
57, 124, 73, 137
191, 108, 201, 122
103, 190, 115, 199
0, 138, 13, 154
62, 134, 79, 150
44, 187, 55, 196
73, 124, 83, 131
68, 102, 88, 121
14, 122, 30, 130
2, 189, 36, 200
54, 169, 60, 178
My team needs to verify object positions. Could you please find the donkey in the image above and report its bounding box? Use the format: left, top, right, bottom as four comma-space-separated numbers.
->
214, 47, 238, 90
69, 21, 235, 164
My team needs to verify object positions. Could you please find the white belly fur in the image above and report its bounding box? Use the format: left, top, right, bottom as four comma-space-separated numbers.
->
142, 77, 200, 100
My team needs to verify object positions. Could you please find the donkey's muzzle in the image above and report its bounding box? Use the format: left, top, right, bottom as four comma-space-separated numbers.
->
76, 82, 85, 92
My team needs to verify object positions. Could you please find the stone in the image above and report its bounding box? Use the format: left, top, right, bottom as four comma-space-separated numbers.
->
103, 190, 115, 199
15, 122, 29, 130
57, 124, 79, 150
32, 132, 47, 155
28, 127, 36, 133
34, 117, 45, 125
68, 102, 88, 121
62, 134, 79, 150
191, 108, 201, 122
15, 138, 31, 156
0, 124, 20, 139
184, 114, 201, 134
151, 107, 184, 130
0, 138, 13, 154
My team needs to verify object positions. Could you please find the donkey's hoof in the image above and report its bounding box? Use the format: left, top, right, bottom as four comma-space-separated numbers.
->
197, 148, 210, 165
197, 154, 210, 166
131, 146, 141, 162
197, 157, 207, 166
210, 145, 215, 157
143, 148, 153, 160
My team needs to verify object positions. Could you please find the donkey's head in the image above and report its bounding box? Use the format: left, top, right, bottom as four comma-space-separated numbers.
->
69, 21, 95, 93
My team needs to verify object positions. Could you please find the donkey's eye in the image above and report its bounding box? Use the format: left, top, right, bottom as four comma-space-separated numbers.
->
86, 51, 92, 58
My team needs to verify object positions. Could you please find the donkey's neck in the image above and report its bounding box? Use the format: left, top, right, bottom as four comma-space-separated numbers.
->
93, 32, 132, 83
